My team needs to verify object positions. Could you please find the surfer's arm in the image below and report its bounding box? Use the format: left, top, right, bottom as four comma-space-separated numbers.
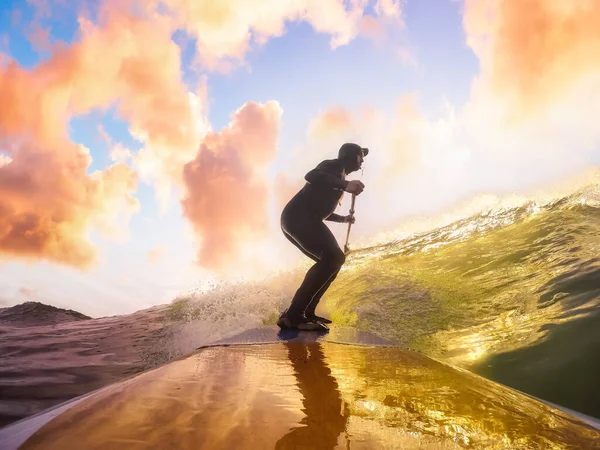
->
305, 160, 348, 190
325, 213, 346, 223
326, 213, 354, 224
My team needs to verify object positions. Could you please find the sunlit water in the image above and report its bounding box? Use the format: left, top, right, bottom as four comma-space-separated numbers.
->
167, 184, 600, 419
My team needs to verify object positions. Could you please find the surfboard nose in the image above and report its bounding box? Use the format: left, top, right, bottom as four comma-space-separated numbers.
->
10, 337, 600, 450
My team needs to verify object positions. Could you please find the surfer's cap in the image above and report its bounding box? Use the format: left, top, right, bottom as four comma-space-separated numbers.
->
338, 143, 369, 160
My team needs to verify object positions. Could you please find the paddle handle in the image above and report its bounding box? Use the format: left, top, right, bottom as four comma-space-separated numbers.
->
343, 194, 356, 254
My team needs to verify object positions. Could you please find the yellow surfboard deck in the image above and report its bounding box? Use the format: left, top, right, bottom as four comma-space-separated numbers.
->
11, 326, 600, 449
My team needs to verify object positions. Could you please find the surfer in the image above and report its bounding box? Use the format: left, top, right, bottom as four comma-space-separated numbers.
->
277, 143, 368, 331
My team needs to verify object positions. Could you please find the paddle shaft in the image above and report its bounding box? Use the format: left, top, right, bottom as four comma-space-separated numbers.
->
343, 194, 356, 254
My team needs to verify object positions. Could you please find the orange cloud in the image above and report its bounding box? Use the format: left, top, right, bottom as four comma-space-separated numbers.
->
181, 101, 282, 270
464, 0, 600, 113
307, 107, 353, 142
72, 9, 202, 195
0, 7, 197, 147
0, 7, 207, 267
0, 138, 138, 267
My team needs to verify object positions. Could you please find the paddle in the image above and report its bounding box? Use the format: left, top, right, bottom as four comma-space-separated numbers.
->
343, 194, 356, 255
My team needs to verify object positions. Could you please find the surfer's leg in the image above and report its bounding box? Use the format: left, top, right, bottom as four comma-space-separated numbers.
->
281, 227, 319, 263
303, 225, 342, 319
304, 266, 340, 318
282, 218, 345, 321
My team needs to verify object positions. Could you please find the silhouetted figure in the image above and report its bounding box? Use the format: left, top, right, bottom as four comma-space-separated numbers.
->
278, 143, 368, 331
275, 342, 349, 449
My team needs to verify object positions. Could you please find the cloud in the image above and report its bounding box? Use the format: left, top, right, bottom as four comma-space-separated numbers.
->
302, 102, 415, 181
380, 93, 426, 180
358, 15, 386, 42
0, 7, 199, 144
273, 173, 304, 213
109, 143, 133, 163
17, 0, 410, 208
26, 0, 53, 18
458, 0, 600, 190
0, 138, 138, 268
463, 0, 600, 115
71, 9, 208, 211
133, 86, 211, 213
360, 0, 411, 63
13, 4, 208, 212
134, 0, 406, 70
147, 246, 165, 264
307, 107, 353, 143
0, 153, 11, 167
375, 0, 403, 18
181, 101, 283, 270
27, 23, 52, 54
0, 8, 206, 267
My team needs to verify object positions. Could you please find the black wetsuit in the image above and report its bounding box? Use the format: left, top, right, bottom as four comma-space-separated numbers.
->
281, 158, 349, 320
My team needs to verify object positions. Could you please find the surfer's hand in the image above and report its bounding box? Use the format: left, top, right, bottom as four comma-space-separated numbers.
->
345, 180, 365, 195
344, 215, 356, 224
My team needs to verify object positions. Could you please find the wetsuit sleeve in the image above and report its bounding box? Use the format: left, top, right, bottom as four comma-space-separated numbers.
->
304, 160, 348, 190
325, 213, 346, 223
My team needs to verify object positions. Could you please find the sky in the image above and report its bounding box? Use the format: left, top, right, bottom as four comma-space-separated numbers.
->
1, 0, 599, 317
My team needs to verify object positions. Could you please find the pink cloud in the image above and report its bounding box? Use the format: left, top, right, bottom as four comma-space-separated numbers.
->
181, 101, 282, 270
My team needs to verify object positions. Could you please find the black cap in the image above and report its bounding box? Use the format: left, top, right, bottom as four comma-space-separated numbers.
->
338, 143, 369, 160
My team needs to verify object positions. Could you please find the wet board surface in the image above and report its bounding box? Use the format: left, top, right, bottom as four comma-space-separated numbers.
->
1, 330, 598, 450
210, 324, 397, 347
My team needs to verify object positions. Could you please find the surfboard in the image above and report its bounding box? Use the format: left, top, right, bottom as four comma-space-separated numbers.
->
1, 325, 599, 449
210, 324, 396, 347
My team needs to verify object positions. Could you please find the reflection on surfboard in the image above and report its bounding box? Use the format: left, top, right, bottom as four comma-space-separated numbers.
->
276, 342, 348, 449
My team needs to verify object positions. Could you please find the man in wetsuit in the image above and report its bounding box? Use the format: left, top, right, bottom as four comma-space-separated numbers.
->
278, 143, 368, 331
